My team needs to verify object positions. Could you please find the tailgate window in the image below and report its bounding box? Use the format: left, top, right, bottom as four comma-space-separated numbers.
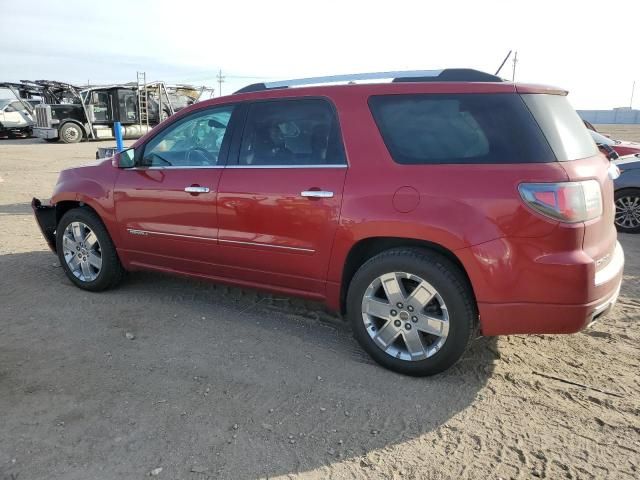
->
368, 93, 555, 164
521, 94, 597, 161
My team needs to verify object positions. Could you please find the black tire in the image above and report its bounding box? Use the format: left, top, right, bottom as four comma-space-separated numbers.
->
59, 122, 83, 144
614, 188, 640, 234
56, 208, 125, 291
346, 248, 476, 376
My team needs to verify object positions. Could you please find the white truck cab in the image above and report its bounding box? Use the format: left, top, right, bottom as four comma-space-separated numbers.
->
0, 99, 34, 138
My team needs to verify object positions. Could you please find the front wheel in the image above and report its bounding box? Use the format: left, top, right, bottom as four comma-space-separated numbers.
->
59, 122, 83, 144
614, 188, 640, 233
56, 208, 125, 291
347, 248, 476, 376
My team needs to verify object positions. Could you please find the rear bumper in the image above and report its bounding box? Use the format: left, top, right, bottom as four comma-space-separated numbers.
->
471, 240, 624, 335
32, 197, 57, 252
33, 127, 59, 139
479, 277, 622, 335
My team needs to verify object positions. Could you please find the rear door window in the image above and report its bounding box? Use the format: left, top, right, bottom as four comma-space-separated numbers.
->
236, 99, 346, 166
368, 93, 556, 164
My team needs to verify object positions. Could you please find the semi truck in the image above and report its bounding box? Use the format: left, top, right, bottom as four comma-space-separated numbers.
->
32, 75, 213, 143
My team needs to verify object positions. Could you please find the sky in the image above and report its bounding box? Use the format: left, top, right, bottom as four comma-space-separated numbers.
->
0, 0, 639, 109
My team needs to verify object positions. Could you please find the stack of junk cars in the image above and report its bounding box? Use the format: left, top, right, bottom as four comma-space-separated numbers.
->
0, 77, 213, 142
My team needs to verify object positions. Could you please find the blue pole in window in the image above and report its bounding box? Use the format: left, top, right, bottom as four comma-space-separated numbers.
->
114, 121, 124, 152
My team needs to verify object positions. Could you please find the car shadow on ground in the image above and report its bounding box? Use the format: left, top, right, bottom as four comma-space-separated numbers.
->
0, 202, 32, 215
0, 250, 497, 479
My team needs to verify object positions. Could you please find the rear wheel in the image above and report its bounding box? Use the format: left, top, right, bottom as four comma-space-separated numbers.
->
614, 188, 640, 233
59, 122, 83, 144
347, 248, 476, 376
56, 208, 125, 291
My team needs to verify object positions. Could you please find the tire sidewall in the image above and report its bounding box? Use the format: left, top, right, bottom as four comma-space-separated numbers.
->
56, 209, 116, 291
347, 251, 473, 376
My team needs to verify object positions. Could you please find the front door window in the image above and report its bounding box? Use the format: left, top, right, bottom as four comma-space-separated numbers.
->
141, 106, 234, 168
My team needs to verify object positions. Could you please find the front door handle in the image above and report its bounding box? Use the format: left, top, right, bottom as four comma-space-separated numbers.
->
184, 186, 210, 194
301, 190, 334, 198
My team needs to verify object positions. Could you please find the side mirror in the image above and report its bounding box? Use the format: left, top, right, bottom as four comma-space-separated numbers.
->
117, 148, 136, 168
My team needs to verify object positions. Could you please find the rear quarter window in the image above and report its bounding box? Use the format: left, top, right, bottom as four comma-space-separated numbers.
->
521, 94, 598, 161
368, 93, 556, 164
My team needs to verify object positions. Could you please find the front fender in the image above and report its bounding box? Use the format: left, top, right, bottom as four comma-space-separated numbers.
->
50, 162, 120, 244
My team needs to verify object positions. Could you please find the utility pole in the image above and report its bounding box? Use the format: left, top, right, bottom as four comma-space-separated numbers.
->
631, 80, 636, 109
512, 51, 518, 81
216, 69, 225, 97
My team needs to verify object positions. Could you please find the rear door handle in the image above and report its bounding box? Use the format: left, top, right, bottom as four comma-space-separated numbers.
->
301, 190, 334, 198
184, 186, 210, 193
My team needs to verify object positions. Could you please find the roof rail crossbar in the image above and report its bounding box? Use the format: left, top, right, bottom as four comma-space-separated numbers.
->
234, 68, 501, 94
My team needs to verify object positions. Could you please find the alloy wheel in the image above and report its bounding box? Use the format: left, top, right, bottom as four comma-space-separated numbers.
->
361, 272, 449, 361
61, 221, 102, 282
615, 194, 640, 230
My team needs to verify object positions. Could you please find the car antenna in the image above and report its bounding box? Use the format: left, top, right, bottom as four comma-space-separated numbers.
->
495, 50, 512, 76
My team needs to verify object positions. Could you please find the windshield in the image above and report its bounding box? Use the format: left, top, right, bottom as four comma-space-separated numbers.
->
0, 99, 11, 109
589, 130, 615, 146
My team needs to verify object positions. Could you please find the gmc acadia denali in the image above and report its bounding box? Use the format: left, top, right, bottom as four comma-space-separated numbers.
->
33, 69, 624, 376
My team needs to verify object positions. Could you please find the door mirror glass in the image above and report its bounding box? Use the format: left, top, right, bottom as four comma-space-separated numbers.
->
117, 148, 136, 168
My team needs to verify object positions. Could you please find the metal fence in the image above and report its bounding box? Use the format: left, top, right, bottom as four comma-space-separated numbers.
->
578, 109, 640, 124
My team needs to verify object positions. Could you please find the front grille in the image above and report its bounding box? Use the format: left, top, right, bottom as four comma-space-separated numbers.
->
34, 105, 52, 128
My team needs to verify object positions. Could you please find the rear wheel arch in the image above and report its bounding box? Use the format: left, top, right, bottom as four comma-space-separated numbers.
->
340, 237, 476, 314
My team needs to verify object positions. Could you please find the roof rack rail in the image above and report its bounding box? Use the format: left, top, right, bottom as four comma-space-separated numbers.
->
234, 68, 502, 94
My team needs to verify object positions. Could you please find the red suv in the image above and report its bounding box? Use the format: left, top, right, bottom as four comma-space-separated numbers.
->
33, 69, 624, 376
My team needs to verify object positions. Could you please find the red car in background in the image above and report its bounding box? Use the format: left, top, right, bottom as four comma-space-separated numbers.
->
584, 121, 640, 157
33, 69, 624, 376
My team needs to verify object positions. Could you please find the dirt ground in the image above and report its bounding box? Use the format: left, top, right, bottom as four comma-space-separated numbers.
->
594, 124, 640, 143
0, 138, 638, 480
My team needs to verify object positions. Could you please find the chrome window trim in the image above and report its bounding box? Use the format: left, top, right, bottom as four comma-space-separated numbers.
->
219, 238, 315, 253
225, 164, 347, 169
130, 165, 225, 170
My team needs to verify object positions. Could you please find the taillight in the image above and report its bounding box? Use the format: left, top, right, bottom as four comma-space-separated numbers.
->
518, 180, 603, 223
